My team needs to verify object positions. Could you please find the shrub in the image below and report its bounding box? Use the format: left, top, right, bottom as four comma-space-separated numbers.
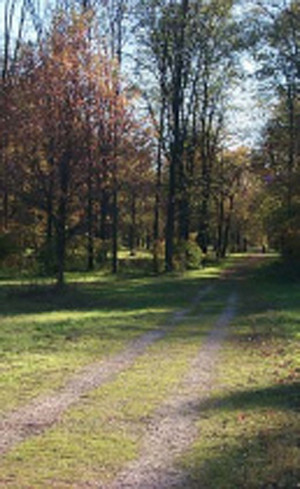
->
36, 240, 58, 275
0, 233, 16, 262
153, 239, 165, 273
174, 240, 203, 271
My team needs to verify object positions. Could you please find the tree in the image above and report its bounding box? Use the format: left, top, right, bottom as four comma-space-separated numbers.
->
7, 13, 127, 283
249, 0, 300, 257
253, 96, 300, 257
135, 0, 240, 269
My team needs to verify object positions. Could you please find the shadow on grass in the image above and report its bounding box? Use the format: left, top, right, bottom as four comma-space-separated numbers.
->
0, 274, 221, 317
180, 423, 300, 489
1, 255, 299, 350
199, 382, 300, 413
166, 383, 299, 489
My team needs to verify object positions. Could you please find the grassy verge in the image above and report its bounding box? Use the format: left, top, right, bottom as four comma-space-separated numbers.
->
0, 261, 225, 416
3, 255, 295, 488
181, 257, 300, 488
0, 270, 230, 488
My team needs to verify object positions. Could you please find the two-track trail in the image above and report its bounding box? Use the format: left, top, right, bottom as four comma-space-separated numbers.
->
104, 292, 237, 489
0, 258, 252, 488
0, 286, 214, 457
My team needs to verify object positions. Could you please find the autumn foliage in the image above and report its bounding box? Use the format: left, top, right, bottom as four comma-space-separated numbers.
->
1, 13, 154, 282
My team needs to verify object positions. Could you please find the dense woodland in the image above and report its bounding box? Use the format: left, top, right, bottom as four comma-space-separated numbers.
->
0, 0, 299, 284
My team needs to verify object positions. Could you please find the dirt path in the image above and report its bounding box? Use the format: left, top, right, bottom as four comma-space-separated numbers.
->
0, 285, 214, 456
102, 292, 237, 489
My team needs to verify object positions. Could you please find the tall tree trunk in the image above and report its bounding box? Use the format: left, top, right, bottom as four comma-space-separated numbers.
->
2, 148, 9, 231
216, 195, 224, 259
165, 0, 189, 271
165, 150, 176, 272
97, 186, 110, 264
178, 178, 190, 241
112, 173, 118, 274
56, 150, 70, 287
110, 0, 124, 274
46, 178, 54, 242
153, 127, 163, 272
287, 81, 295, 220
2, 83, 9, 232
87, 161, 94, 271
197, 157, 211, 254
100, 188, 109, 240
197, 74, 209, 254
221, 195, 234, 258
45, 140, 55, 265
129, 191, 136, 256
153, 132, 163, 243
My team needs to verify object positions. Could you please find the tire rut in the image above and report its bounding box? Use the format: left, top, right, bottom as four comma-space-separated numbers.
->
101, 292, 237, 489
0, 285, 213, 457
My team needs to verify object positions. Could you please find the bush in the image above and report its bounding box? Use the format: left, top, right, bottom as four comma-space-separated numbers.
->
174, 240, 203, 271
0, 233, 16, 262
153, 239, 165, 273
96, 240, 110, 265
282, 227, 300, 262
36, 240, 58, 275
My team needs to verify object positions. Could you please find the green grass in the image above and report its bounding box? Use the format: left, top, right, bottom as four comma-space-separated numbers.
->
0, 265, 229, 488
0, 260, 226, 416
1, 255, 298, 488
181, 257, 300, 489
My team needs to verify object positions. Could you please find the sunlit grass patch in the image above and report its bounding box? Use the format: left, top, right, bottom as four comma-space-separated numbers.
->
0, 303, 217, 488
0, 256, 237, 487
0, 307, 171, 415
0, 262, 223, 416
1, 428, 137, 489
180, 258, 300, 489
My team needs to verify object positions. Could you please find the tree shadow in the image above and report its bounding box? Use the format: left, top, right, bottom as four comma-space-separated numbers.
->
201, 382, 300, 413
177, 424, 300, 489
0, 274, 221, 316
160, 382, 300, 489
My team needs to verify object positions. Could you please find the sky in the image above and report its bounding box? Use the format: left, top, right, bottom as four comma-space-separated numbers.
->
225, 62, 274, 149
0, 0, 279, 150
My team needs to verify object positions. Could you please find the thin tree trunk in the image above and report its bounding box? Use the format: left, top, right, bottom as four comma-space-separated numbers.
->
87, 162, 94, 271
287, 82, 295, 220
221, 195, 234, 258
165, 0, 189, 271
129, 191, 136, 256
111, 0, 124, 274
153, 132, 163, 272
46, 179, 54, 242
112, 174, 118, 274
165, 154, 176, 271
216, 196, 224, 259
56, 150, 70, 287
100, 188, 109, 240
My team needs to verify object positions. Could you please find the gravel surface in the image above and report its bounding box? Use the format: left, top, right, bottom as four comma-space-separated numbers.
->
102, 292, 237, 489
0, 285, 213, 456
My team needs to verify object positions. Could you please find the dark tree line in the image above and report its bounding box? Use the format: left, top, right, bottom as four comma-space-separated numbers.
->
0, 0, 299, 283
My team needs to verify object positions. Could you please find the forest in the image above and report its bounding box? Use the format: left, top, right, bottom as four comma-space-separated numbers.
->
0, 0, 299, 284
0, 2, 299, 488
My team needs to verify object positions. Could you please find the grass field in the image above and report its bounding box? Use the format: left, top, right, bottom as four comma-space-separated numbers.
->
181, 257, 300, 488
0, 260, 223, 416
0, 255, 299, 488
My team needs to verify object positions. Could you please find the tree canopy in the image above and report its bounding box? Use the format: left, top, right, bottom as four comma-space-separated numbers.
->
0, 0, 299, 282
